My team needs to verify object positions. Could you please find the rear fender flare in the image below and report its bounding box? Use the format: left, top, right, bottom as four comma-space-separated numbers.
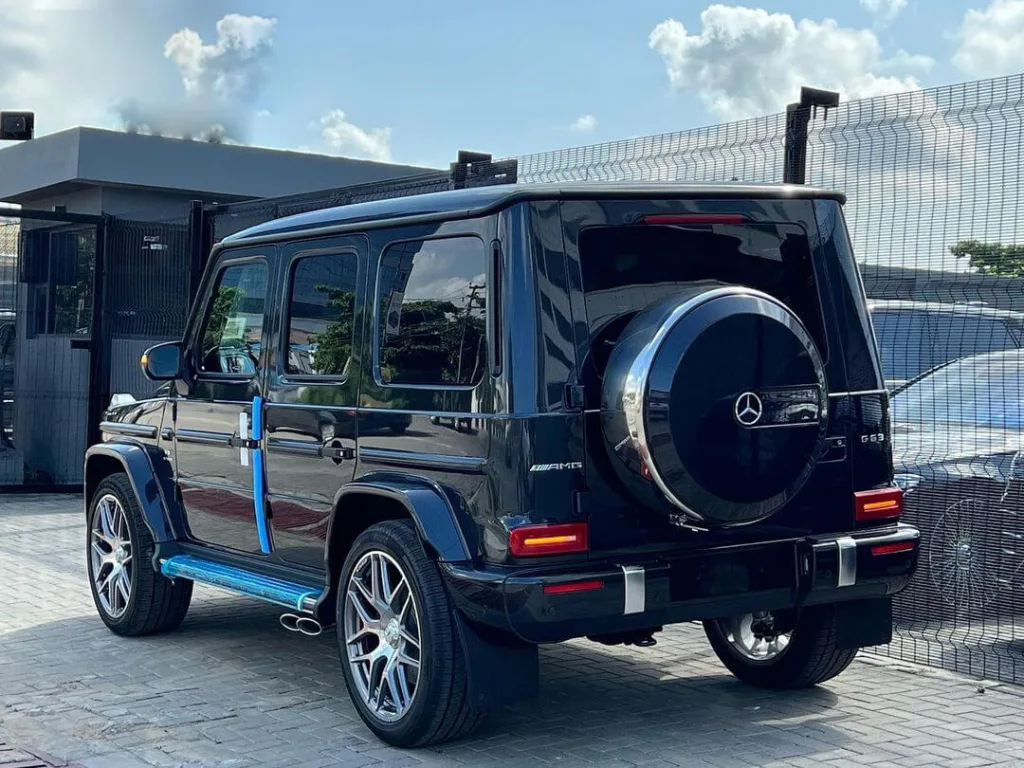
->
330, 474, 473, 564
316, 474, 474, 622
84, 441, 178, 549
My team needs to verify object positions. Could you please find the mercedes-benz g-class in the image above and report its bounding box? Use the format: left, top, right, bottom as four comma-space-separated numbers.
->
85, 182, 919, 747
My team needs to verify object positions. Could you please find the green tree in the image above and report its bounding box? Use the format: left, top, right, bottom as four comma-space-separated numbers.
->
950, 239, 1024, 276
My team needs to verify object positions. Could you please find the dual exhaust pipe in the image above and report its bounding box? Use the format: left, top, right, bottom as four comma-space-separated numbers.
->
279, 613, 324, 636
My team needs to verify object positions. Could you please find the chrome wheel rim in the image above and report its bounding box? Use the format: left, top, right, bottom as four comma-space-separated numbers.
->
716, 611, 792, 663
343, 550, 422, 723
90, 494, 133, 619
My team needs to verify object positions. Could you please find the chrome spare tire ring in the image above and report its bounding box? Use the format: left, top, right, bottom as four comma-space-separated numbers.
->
90, 493, 134, 620
343, 550, 423, 724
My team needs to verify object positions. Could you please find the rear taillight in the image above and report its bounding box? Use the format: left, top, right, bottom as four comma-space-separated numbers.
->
640, 213, 749, 226
509, 523, 589, 557
854, 488, 903, 523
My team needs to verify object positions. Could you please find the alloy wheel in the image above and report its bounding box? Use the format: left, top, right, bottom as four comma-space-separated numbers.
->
343, 550, 422, 723
715, 611, 792, 662
90, 493, 134, 619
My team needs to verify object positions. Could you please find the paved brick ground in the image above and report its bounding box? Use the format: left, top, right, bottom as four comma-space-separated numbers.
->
2, 494, 1023, 768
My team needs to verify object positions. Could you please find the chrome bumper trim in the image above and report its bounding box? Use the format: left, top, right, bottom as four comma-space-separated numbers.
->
622, 565, 646, 614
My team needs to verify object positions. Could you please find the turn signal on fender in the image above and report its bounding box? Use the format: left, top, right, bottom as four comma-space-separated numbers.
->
509, 523, 589, 557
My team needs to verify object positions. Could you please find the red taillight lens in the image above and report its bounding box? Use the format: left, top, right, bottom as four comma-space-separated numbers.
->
871, 541, 915, 556
543, 579, 604, 595
640, 213, 748, 226
509, 523, 589, 557
854, 488, 903, 523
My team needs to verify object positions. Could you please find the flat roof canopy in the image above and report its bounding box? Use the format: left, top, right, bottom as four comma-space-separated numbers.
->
0, 127, 435, 205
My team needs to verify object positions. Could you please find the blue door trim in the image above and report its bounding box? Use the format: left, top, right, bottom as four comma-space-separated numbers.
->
252, 395, 272, 554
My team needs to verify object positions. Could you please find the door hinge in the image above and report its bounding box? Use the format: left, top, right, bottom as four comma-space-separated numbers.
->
564, 384, 585, 410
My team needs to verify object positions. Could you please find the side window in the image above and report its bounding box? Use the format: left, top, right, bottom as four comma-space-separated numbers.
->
286, 252, 358, 377
928, 314, 1017, 366
377, 236, 487, 387
196, 261, 267, 375
871, 310, 929, 381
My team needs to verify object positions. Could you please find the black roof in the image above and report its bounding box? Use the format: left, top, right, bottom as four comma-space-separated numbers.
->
224, 181, 846, 243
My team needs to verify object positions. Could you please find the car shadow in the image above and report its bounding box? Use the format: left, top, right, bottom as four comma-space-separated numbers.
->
1, 593, 850, 765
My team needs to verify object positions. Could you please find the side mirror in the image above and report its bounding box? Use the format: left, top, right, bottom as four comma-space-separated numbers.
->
141, 341, 183, 381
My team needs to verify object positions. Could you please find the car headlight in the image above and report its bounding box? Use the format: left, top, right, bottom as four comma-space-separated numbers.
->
893, 473, 923, 493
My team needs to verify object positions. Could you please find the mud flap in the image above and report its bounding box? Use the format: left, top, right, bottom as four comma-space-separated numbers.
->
835, 597, 892, 650
453, 611, 539, 710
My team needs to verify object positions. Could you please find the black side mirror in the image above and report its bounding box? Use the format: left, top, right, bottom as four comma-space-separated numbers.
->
141, 341, 183, 381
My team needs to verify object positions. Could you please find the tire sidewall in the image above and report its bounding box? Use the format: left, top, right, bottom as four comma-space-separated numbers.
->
86, 476, 149, 632
335, 521, 447, 746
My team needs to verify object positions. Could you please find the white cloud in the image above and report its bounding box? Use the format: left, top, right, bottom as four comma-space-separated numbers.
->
570, 114, 597, 133
0, 2, 273, 145
648, 5, 926, 122
164, 13, 275, 105
860, 0, 908, 22
953, 0, 1024, 78
319, 109, 392, 162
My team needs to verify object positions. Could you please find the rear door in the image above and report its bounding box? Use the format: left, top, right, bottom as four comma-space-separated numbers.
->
263, 236, 365, 568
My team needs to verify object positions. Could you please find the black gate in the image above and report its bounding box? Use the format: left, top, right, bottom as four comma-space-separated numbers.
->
0, 208, 104, 489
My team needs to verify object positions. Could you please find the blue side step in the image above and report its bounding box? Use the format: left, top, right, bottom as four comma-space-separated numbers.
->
161, 555, 323, 612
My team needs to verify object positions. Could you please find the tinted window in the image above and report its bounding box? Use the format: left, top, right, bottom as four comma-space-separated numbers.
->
928, 314, 1019, 366
892, 352, 1024, 427
579, 221, 826, 374
286, 253, 358, 377
378, 237, 487, 387
197, 261, 267, 375
870, 310, 929, 381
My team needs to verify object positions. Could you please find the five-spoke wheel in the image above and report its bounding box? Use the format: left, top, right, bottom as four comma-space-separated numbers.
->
90, 493, 134, 619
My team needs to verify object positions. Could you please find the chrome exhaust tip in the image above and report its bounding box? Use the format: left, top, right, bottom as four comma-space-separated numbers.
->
295, 616, 323, 636
279, 613, 301, 632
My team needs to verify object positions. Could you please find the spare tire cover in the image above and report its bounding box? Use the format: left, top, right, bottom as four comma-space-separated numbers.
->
601, 281, 828, 526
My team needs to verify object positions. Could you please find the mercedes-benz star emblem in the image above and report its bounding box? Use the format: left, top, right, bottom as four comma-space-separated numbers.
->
734, 391, 764, 427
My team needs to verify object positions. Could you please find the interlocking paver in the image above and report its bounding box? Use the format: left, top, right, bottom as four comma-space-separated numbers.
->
2, 494, 1024, 768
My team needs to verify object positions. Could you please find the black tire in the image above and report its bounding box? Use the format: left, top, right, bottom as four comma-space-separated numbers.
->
86, 473, 193, 636
335, 520, 487, 747
703, 605, 857, 689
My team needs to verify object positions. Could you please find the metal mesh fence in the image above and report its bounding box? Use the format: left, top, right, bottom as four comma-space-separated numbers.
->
518, 74, 1024, 686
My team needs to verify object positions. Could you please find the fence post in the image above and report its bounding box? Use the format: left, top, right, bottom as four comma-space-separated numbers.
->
187, 200, 208, 303
783, 86, 840, 185
86, 215, 113, 447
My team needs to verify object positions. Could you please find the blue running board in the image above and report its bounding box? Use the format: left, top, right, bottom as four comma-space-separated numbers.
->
161, 555, 323, 612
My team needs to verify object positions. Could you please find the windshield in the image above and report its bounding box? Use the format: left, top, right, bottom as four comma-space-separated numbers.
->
892, 352, 1024, 427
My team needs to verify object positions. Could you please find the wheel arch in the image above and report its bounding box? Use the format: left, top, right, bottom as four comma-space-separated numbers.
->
84, 442, 178, 545
317, 474, 474, 621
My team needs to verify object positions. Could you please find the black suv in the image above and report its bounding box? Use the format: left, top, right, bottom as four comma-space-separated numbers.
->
86, 182, 920, 747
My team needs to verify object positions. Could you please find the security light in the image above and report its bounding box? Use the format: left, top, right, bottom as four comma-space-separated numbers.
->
0, 111, 34, 141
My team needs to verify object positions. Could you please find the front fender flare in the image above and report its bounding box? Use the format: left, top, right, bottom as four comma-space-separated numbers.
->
84, 441, 177, 546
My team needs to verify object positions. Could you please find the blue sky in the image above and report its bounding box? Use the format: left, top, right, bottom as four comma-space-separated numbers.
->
1, 1, 1022, 168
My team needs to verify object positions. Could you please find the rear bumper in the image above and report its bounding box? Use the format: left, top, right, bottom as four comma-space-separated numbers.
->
441, 523, 920, 644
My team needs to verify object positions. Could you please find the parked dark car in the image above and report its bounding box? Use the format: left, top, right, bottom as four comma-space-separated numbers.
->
891, 348, 1024, 622
868, 299, 1024, 390
85, 182, 918, 747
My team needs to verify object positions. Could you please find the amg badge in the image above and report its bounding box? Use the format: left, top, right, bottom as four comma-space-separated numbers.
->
529, 461, 583, 473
